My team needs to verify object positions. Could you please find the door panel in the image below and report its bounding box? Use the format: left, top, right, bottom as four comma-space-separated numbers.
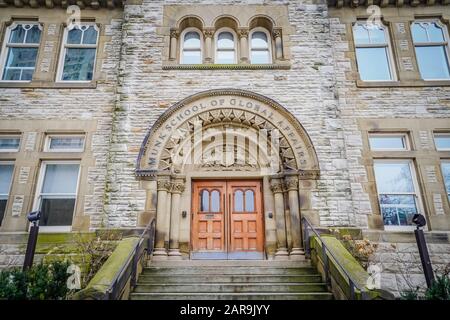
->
191, 180, 264, 259
191, 181, 227, 258
228, 181, 264, 258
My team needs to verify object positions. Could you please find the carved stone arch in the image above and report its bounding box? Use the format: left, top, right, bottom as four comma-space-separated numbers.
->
176, 15, 205, 31
248, 15, 276, 30
213, 15, 241, 30
136, 89, 319, 179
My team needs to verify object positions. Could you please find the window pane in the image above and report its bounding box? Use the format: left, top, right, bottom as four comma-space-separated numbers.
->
251, 32, 268, 48
0, 165, 14, 194
416, 46, 450, 80
211, 190, 220, 212
0, 199, 6, 226
42, 164, 79, 194
182, 50, 202, 64
25, 25, 41, 44
4, 47, 38, 68
82, 26, 98, 45
428, 23, 445, 42
200, 190, 209, 211
412, 23, 428, 42
251, 50, 270, 64
245, 190, 255, 212
353, 24, 370, 45
218, 32, 234, 49
40, 198, 75, 226
217, 51, 235, 64
356, 47, 391, 81
442, 163, 450, 194
368, 26, 387, 44
9, 24, 26, 43
374, 162, 415, 193
234, 190, 243, 212
184, 32, 201, 49
435, 135, 450, 150
49, 137, 84, 151
2, 69, 22, 81
0, 137, 20, 150
369, 136, 406, 150
62, 48, 96, 81
67, 28, 83, 44
381, 206, 416, 226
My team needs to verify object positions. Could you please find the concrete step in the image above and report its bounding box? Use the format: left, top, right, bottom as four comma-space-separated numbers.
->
142, 266, 317, 275
134, 282, 328, 293
130, 292, 334, 300
148, 259, 308, 267
137, 274, 323, 283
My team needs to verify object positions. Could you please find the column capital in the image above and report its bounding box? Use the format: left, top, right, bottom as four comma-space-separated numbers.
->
284, 176, 299, 191
272, 27, 282, 39
203, 28, 215, 38
270, 178, 284, 194
238, 28, 249, 38
170, 28, 180, 39
170, 179, 185, 194
157, 177, 171, 191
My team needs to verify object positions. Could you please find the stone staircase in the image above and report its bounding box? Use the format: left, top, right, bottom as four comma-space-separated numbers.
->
130, 260, 333, 300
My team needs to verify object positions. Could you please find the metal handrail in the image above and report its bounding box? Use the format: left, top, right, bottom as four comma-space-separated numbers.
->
105, 218, 156, 300
301, 216, 369, 300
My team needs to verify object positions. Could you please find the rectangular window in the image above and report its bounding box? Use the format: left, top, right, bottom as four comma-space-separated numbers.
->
442, 162, 450, 202
0, 163, 14, 226
34, 162, 80, 230
434, 133, 450, 151
58, 24, 98, 81
353, 22, 395, 81
0, 135, 20, 152
0, 23, 42, 81
45, 135, 85, 152
369, 134, 408, 151
374, 160, 422, 230
412, 21, 450, 80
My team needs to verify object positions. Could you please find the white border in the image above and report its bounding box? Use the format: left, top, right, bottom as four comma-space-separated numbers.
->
179, 27, 203, 65
32, 160, 81, 232
434, 132, 450, 151
0, 134, 21, 152
369, 133, 409, 151
214, 27, 238, 64
411, 19, 450, 81
56, 23, 99, 83
0, 22, 42, 82
353, 21, 397, 82
44, 134, 85, 153
373, 159, 425, 231
249, 27, 272, 64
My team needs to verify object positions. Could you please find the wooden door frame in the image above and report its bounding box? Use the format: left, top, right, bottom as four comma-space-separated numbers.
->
190, 178, 265, 260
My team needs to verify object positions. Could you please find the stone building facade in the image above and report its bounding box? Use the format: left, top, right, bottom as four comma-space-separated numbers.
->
1, 0, 450, 295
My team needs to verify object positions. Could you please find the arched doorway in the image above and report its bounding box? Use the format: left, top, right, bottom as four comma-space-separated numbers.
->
136, 89, 319, 260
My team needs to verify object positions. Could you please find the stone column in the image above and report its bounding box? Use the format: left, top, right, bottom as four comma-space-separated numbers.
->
285, 176, 303, 259
238, 28, 249, 63
168, 177, 185, 259
270, 178, 289, 260
153, 176, 171, 259
203, 28, 214, 63
169, 29, 179, 61
273, 28, 283, 60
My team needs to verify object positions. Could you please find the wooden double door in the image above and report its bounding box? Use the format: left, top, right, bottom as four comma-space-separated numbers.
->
191, 180, 264, 259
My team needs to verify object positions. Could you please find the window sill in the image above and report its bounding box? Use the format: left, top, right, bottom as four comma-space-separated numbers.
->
356, 79, 450, 88
162, 63, 291, 70
0, 81, 97, 89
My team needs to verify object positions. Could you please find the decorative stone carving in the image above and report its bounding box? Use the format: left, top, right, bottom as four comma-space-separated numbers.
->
170, 180, 185, 194
238, 28, 249, 38
157, 179, 171, 191
170, 29, 180, 39
203, 29, 214, 38
1, 0, 123, 8
284, 176, 299, 191
270, 180, 284, 194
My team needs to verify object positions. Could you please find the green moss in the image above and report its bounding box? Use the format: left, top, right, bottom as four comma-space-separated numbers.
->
72, 237, 139, 300
36, 233, 95, 245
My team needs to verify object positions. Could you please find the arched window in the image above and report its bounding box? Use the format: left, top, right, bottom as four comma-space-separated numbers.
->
215, 29, 236, 64
180, 29, 202, 64
411, 21, 450, 80
352, 22, 395, 81
250, 29, 271, 64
